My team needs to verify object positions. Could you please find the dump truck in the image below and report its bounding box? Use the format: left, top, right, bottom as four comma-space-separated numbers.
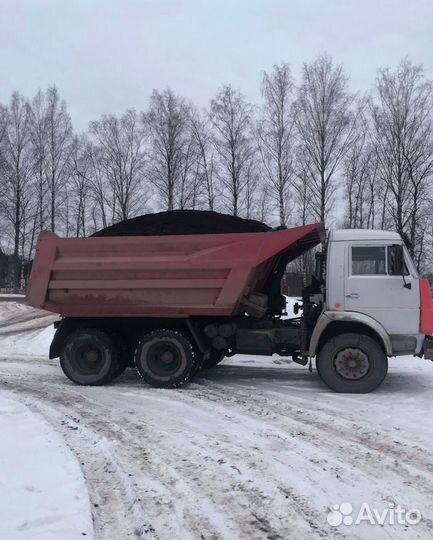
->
26, 221, 433, 392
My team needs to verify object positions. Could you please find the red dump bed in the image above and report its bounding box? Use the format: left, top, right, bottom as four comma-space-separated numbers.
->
26, 223, 324, 317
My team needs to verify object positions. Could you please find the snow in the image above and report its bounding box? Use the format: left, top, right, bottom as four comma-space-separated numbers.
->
284, 294, 301, 318
0, 301, 57, 356
0, 299, 432, 539
0, 324, 55, 356
0, 300, 27, 321
0, 394, 93, 540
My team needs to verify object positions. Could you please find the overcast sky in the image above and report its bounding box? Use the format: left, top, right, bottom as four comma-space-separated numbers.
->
1, 0, 432, 131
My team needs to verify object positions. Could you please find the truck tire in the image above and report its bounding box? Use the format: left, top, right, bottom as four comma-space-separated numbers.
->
316, 333, 388, 393
135, 330, 195, 388
202, 350, 225, 369
60, 329, 121, 386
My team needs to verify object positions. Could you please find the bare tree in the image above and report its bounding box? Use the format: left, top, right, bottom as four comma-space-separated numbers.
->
144, 89, 191, 211
257, 184, 271, 223
188, 106, 217, 210
210, 85, 253, 216
257, 63, 295, 225
29, 90, 49, 231
244, 162, 261, 219
68, 136, 92, 236
0, 104, 8, 240
371, 59, 433, 264
177, 138, 203, 209
86, 141, 109, 230
294, 161, 312, 227
291, 158, 320, 285
90, 109, 147, 223
0, 93, 34, 291
295, 54, 357, 224
44, 86, 73, 232
343, 123, 379, 229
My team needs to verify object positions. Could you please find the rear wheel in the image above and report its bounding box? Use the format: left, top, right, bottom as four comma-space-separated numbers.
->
135, 329, 195, 388
60, 329, 121, 386
316, 333, 388, 393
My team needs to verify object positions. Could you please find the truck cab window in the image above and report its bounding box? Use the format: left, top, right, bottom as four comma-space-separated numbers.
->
352, 246, 386, 275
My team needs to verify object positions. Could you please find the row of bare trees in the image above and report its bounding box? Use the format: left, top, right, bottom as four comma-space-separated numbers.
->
342, 60, 433, 270
1, 55, 433, 291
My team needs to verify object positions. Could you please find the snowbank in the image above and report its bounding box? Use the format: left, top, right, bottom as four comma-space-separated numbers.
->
0, 394, 93, 540
0, 325, 55, 356
0, 301, 56, 356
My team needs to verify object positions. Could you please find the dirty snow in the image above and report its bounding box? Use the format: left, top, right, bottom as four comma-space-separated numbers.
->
0, 299, 432, 540
0, 394, 93, 540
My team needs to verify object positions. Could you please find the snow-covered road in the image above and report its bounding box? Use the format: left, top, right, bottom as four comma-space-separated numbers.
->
0, 393, 93, 540
0, 300, 432, 540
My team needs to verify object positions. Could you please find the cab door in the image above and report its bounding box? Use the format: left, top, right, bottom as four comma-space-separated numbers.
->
344, 243, 419, 335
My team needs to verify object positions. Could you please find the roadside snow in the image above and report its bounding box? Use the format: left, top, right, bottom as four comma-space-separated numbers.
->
0, 300, 28, 322
0, 325, 55, 356
0, 393, 93, 540
0, 301, 56, 356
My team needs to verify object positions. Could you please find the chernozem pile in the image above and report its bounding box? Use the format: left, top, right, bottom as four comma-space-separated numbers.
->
91, 210, 270, 237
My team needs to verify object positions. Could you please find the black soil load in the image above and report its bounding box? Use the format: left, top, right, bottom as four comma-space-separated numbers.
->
91, 210, 270, 237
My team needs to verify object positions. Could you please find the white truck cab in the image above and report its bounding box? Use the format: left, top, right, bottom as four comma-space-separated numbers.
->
305, 229, 433, 392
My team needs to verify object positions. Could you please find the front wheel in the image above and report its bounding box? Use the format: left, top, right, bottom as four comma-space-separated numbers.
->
316, 333, 388, 393
135, 329, 195, 388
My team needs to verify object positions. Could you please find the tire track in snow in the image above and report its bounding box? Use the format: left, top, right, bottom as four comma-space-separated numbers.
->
1, 359, 432, 539
176, 378, 433, 533
0, 369, 350, 540
0, 380, 154, 540
0, 378, 230, 539
193, 378, 433, 471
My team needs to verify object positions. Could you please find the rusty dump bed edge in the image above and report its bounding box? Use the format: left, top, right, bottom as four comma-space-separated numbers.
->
26, 223, 324, 317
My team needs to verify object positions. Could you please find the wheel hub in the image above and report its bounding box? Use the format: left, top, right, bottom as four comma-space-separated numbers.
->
86, 350, 99, 363
334, 347, 370, 380
160, 351, 175, 364
147, 342, 181, 376
76, 345, 103, 373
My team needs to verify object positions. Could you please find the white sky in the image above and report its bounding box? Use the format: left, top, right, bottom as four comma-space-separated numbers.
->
1, 0, 432, 132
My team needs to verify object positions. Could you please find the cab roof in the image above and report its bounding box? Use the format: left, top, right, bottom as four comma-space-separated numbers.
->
330, 229, 402, 242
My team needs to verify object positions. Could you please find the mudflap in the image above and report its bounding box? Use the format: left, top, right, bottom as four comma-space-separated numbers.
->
422, 337, 433, 361
49, 319, 67, 359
